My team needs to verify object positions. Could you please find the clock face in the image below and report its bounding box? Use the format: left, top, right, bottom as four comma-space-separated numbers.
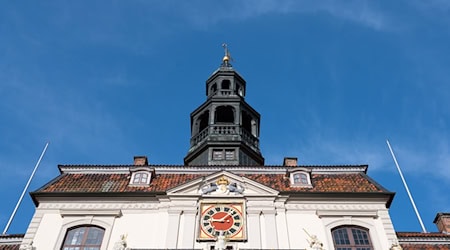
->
199, 203, 245, 240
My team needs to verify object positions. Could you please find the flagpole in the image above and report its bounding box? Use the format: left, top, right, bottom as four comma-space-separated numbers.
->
2, 142, 49, 235
386, 140, 427, 233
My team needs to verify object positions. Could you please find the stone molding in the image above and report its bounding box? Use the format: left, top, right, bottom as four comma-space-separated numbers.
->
317, 210, 378, 218
39, 202, 160, 210
285, 203, 384, 210
59, 165, 368, 175
60, 209, 122, 217
38, 202, 384, 212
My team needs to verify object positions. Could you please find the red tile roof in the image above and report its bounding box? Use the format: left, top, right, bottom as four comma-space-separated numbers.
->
245, 173, 384, 193
401, 244, 450, 250
0, 234, 23, 250
36, 170, 386, 194
397, 232, 450, 238
40, 173, 203, 193
397, 232, 450, 249
0, 245, 20, 250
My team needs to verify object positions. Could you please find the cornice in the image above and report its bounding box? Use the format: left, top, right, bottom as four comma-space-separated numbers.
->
57, 164, 368, 174
285, 203, 385, 210
39, 202, 161, 210
59, 209, 122, 217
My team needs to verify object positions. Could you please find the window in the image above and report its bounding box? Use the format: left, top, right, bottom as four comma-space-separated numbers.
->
332, 226, 373, 250
129, 167, 153, 186
289, 169, 312, 187
242, 111, 252, 133
225, 149, 235, 160
198, 111, 210, 132
293, 173, 308, 184
221, 80, 231, 89
210, 83, 217, 94
213, 150, 224, 160
62, 225, 104, 250
213, 149, 235, 161
215, 106, 235, 123
132, 172, 149, 184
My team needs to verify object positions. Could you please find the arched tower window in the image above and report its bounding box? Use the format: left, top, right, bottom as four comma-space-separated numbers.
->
62, 225, 105, 250
210, 83, 217, 94
198, 111, 210, 132
215, 106, 234, 123
236, 83, 241, 95
221, 80, 231, 89
332, 226, 373, 250
242, 111, 252, 133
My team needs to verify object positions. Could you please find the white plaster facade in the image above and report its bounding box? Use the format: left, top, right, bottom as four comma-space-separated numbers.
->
22, 170, 398, 250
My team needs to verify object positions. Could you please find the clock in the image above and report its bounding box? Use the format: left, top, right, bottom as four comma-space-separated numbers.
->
199, 203, 245, 240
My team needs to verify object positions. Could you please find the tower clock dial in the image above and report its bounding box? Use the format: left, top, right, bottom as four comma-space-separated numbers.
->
199, 203, 245, 240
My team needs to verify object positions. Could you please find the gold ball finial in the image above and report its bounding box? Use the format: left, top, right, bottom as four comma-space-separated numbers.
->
221, 43, 232, 67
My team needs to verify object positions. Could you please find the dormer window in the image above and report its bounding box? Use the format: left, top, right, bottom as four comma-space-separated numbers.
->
293, 172, 308, 185
132, 172, 149, 185
129, 167, 154, 186
289, 168, 312, 187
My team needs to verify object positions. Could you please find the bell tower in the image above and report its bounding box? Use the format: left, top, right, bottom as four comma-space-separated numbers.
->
184, 44, 264, 165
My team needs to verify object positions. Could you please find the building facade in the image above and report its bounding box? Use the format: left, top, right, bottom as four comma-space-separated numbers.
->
3, 49, 448, 250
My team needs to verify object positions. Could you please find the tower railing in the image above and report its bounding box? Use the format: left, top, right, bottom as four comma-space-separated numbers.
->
219, 90, 233, 96
190, 124, 259, 150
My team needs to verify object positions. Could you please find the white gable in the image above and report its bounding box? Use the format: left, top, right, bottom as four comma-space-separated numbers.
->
167, 171, 279, 197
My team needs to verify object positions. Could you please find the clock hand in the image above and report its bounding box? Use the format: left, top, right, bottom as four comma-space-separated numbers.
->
217, 212, 233, 222
209, 212, 233, 223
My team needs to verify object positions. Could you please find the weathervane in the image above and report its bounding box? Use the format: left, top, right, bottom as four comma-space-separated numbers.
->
221, 43, 233, 67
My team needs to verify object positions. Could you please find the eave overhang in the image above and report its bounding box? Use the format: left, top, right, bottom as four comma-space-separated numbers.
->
279, 191, 396, 208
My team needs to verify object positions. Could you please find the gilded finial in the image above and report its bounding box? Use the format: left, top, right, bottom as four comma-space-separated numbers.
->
221, 43, 232, 67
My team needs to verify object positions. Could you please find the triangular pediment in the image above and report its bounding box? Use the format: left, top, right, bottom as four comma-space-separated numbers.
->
167, 171, 279, 197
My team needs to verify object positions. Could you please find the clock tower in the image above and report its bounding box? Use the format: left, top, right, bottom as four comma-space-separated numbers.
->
184, 44, 264, 165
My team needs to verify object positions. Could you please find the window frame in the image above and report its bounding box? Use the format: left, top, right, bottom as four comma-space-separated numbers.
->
213, 149, 224, 160
54, 215, 118, 250
289, 168, 312, 187
129, 166, 154, 186
225, 149, 235, 160
212, 148, 236, 161
61, 225, 105, 250
322, 217, 383, 250
131, 171, 150, 185
332, 226, 373, 250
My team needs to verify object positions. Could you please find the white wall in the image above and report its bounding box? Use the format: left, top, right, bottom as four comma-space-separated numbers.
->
23, 199, 397, 250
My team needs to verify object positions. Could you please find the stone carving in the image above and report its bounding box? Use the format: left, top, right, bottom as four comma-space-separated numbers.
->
201, 183, 218, 194
19, 243, 33, 250
303, 229, 324, 250
390, 243, 403, 250
113, 234, 128, 250
214, 231, 228, 250
200, 176, 244, 195
227, 182, 244, 194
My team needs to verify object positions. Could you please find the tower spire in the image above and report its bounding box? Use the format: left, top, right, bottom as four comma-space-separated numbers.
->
221, 43, 232, 67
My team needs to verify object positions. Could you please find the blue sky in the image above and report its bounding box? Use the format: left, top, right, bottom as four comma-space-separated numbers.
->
1, 1, 449, 234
